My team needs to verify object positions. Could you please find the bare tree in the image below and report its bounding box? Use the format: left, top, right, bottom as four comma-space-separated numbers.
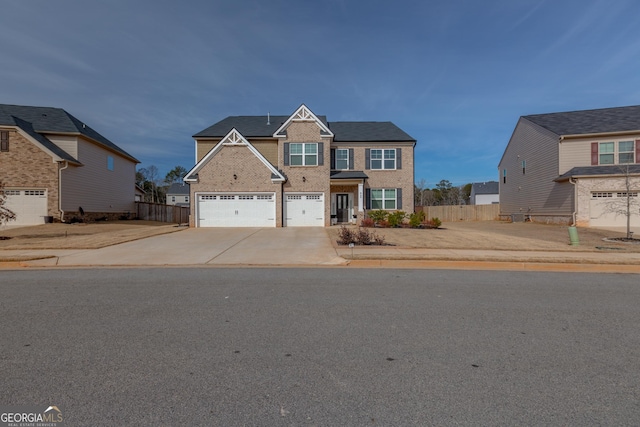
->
599, 164, 640, 239
0, 180, 16, 224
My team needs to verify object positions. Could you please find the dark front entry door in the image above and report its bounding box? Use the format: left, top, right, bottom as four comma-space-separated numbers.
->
337, 194, 349, 223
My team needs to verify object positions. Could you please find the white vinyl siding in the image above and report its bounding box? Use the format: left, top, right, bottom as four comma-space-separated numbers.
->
61, 138, 136, 213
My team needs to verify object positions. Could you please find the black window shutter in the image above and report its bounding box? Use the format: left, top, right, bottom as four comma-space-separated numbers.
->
0, 131, 8, 152
397, 188, 403, 210
365, 188, 371, 209
283, 143, 289, 166
365, 149, 370, 170
349, 148, 354, 170
330, 149, 336, 169
396, 148, 402, 169
318, 142, 324, 165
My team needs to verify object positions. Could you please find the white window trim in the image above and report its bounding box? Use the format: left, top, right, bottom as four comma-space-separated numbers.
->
290, 143, 318, 166
370, 149, 396, 170
599, 140, 635, 165
336, 148, 349, 170
371, 188, 397, 210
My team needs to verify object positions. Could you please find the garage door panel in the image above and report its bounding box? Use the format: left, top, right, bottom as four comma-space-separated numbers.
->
590, 191, 640, 227
285, 193, 324, 227
4, 189, 48, 226
197, 193, 275, 227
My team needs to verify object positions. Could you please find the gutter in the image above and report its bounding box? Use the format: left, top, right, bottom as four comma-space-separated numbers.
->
58, 161, 69, 222
569, 177, 577, 226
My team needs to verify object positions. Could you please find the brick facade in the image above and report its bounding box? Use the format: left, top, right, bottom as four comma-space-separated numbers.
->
0, 130, 60, 219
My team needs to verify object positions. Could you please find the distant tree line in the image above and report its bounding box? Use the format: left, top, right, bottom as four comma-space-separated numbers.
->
415, 179, 472, 206
136, 165, 187, 204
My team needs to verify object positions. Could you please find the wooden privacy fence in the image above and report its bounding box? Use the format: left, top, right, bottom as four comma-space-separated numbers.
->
136, 202, 190, 224
415, 204, 500, 222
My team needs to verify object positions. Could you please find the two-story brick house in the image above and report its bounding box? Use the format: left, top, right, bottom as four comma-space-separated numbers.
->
0, 104, 139, 225
184, 104, 416, 227
499, 105, 640, 227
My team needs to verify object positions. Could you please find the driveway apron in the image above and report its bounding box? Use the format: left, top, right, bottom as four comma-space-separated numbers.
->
55, 228, 344, 266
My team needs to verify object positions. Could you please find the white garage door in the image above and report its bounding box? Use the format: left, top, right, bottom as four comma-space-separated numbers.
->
285, 193, 324, 227
4, 189, 48, 226
590, 191, 640, 227
197, 193, 275, 227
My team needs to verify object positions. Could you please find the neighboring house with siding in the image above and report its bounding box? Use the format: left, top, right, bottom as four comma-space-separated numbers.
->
470, 181, 499, 205
184, 104, 416, 227
0, 104, 139, 225
166, 182, 190, 206
499, 105, 640, 227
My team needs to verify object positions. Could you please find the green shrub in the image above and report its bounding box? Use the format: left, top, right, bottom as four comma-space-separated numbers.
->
409, 211, 425, 228
427, 217, 442, 229
387, 211, 406, 227
368, 209, 388, 224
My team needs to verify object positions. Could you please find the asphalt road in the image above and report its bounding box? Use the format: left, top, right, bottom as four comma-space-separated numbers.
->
1, 268, 639, 426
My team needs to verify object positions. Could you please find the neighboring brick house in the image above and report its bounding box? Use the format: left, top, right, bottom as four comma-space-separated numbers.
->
499, 105, 640, 227
166, 182, 190, 207
184, 104, 416, 227
0, 104, 139, 225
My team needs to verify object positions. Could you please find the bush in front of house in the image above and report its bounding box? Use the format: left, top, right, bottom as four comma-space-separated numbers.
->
409, 211, 425, 228
388, 211, 407, 227
337, 225, 386, 245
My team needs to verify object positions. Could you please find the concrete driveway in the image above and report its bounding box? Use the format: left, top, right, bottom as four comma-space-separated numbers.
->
53, 227, 345, 266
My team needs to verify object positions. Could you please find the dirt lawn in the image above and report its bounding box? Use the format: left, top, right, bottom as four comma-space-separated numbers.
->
327, 221, 640, 253
0, 221, 184, 250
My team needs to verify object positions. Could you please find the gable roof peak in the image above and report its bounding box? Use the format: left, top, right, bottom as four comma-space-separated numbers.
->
273, 104, 334, 138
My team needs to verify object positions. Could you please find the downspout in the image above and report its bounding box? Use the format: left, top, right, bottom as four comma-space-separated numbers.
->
58, 161, 69, 222
569, 177, 577, 226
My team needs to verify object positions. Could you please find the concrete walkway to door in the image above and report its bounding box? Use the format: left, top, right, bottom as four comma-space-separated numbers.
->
44, 227, 346, 267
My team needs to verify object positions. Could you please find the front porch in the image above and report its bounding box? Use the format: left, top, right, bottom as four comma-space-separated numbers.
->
330, 171, 367, 225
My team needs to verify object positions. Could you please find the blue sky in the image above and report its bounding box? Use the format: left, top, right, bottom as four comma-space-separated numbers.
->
3, 0, 640, 187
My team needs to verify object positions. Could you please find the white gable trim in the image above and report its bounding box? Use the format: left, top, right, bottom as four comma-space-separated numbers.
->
184, 128, 285, 182
272, 104, 334, 138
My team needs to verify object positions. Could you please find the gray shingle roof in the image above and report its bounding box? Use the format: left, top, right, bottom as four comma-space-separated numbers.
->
0, 104, 138, 162
524, 105, 640, 136
193, 116, 416, 142
329, 122, 415, 142
555, 165, 640, 181
194, 115, 327, 138
330, 171, 369, 179
471, 181, 499, 195
166, 182, 190, 195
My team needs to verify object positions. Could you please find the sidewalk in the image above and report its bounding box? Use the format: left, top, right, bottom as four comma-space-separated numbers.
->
2, 243, 640, 273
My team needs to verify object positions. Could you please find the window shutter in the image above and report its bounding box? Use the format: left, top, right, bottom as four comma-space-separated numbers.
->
0, 131, 8, 152
636, 140, 640, 164
365, 188, 371, 209
396, 148, 402, 169
330, 149, 336, 169
349, 148, 354, 170
365, 149, 370, 170
397, 188, 402, 210
283, 143, 289, 166
591, 142, 598, 165
318, 142, 324, 166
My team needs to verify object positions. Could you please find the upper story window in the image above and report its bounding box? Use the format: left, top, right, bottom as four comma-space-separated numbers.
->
107, 155, 114, 171
336, 149, 349, 170
1, 131, 8, 152
290, 143, 317, 166
371, 149, 396, 170
595, 141, 635, 165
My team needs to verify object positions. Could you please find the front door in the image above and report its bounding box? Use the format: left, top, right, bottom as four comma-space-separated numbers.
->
337, 194, 349, 223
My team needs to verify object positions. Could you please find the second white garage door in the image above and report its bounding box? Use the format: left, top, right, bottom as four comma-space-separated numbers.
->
197, 193, 275, 227
590, 191, 640, 227
285, 193, 324, 227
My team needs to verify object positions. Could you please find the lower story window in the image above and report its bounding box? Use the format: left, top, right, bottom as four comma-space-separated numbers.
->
371, 188, 396, 210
